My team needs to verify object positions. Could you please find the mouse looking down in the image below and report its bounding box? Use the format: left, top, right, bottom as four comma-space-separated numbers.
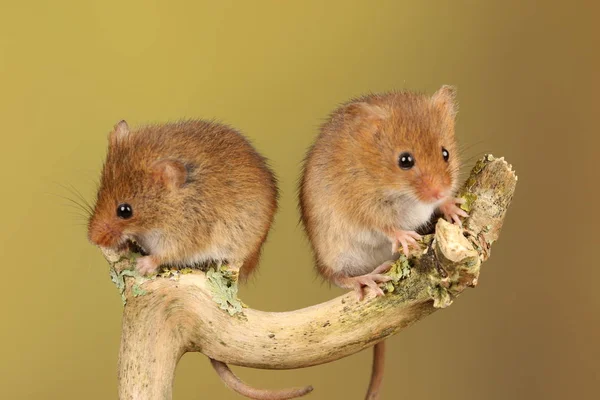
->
88, 119, 313, 400
299, 85, 468, 399
88, 119, 278, 279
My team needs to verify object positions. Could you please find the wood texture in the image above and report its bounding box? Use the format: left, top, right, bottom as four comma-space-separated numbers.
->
103, 155, 517, 399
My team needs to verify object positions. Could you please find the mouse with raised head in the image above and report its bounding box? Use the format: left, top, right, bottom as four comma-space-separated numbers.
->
298, 86, 468, 399
88, 119, 312, 399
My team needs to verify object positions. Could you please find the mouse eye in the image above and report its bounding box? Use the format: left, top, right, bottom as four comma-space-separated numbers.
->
442, 147, 449, 162
116, 203, 133, 219
398, 152, 415, 170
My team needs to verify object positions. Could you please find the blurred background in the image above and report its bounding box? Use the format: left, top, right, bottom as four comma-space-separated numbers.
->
1, 1, 598, 399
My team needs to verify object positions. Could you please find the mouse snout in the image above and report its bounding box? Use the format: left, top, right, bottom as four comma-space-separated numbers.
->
414, 174, 449, 203
88, 220, 123, 248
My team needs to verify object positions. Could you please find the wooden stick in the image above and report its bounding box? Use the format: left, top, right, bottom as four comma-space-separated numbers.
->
103, 155, 516, 399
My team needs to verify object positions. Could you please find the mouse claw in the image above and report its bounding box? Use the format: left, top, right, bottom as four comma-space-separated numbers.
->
336, 271, 393, 301
391, 230, 422, 256
439, 197, 469, 226
354, 274, 393, 300
372, 260, 394, 274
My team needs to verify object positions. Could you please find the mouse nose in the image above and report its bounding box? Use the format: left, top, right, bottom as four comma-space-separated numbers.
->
423, 187, 444, 201
88, 220, 122, 248
416, 175, 447, 203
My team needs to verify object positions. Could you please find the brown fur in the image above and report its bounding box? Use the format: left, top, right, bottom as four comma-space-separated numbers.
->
88, 121, 313, 399
88, 119, 278, 278
299, 87, 460, 279
298, 86, 461, 399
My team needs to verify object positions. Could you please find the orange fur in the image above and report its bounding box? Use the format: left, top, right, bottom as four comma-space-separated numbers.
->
88, 120, 312, 399
299, 86, 461, 399
299, 87, 460, 276
88, 119, 278, 278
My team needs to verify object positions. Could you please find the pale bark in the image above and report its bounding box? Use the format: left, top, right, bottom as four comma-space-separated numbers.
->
103, 154, 517, 399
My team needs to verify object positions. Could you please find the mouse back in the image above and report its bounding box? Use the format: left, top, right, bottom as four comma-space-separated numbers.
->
88, 120, 278, 276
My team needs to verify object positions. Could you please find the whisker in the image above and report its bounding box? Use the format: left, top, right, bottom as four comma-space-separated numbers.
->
68, 184, 95, 214
49, 193, 93, 217
54, 182, 95, 215
65, 210, 91, 219
457, 140, 486, 152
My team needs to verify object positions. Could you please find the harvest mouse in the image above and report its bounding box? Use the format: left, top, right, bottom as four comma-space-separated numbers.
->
88, 119, 278, 279
88, 119, 311, 399
298, 86, 467, 399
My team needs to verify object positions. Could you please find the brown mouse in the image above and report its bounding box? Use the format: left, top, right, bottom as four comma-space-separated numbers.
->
88, 119, 277, 279
298, 86, 467, 399
88, 119, 311, 399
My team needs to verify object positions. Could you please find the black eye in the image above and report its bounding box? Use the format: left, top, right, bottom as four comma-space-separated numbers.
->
116, 203, 133, 219
442, 147, 449, 162
398, 152, 415, 170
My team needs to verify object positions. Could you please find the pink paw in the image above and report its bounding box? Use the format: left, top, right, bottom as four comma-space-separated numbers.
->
136, 256, 159, 276
351, 273, 393, 300
391, 230, 422, 256
336, 262, 394, 301
439, 197, 469, 226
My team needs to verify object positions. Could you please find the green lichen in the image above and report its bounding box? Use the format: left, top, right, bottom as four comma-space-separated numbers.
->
206, 266, 244, 317
383, 255, 412, 294
109, 268, 143, 305
460, 192, 478, 212
465, 258, 479, 268
429, 284, 453, 308
109, 267, 126, 304
154, 266, 195, 280
471, 157, 488, 175
159, 268, 178, 279
108, 252, 153, 305
132, 283, 147, 297
462, 156, 491, 193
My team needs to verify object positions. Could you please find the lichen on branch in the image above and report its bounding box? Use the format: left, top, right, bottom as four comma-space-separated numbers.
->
97, 154, 516, 400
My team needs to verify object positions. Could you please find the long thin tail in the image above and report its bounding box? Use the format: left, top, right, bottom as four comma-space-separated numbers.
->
365, 341, 386, 400
209, 358, 314, 400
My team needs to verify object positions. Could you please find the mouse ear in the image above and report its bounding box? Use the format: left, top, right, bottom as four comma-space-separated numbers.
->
152, 160, 187, 189
432, 85, 458, 118
109, 120, 130, 145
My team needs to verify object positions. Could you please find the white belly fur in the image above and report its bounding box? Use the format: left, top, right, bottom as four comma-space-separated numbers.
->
328, 200, 439, 277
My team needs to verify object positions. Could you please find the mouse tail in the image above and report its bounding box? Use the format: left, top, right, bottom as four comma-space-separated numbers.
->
209, 358, 314, 400
364, 341, 386, 400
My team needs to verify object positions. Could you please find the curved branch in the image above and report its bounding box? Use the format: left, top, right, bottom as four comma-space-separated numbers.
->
105, 155, 517, 398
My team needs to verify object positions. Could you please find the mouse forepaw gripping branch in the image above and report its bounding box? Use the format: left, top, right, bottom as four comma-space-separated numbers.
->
98, 154, 516, 400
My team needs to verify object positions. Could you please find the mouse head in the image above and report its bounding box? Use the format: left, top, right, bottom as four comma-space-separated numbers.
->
350, 86, 460, 205
87, 120, 188, 253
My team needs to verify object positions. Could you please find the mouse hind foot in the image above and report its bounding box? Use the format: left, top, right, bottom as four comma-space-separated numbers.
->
334, 263, 394, 301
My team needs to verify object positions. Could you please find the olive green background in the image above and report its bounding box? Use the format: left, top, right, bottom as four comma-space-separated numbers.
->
1, 1, 598, 399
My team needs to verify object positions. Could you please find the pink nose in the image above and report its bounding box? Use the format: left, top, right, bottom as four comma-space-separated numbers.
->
419, 186, 445, 202
88, 221, 122, 248
417, 174, 447, 203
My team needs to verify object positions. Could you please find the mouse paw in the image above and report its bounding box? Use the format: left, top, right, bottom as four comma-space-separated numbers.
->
439, 197, 469, 226
337, 268, 394, 301
372, 260, 394, 274
136, 256, 159, 276
391, 230, 422, 256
